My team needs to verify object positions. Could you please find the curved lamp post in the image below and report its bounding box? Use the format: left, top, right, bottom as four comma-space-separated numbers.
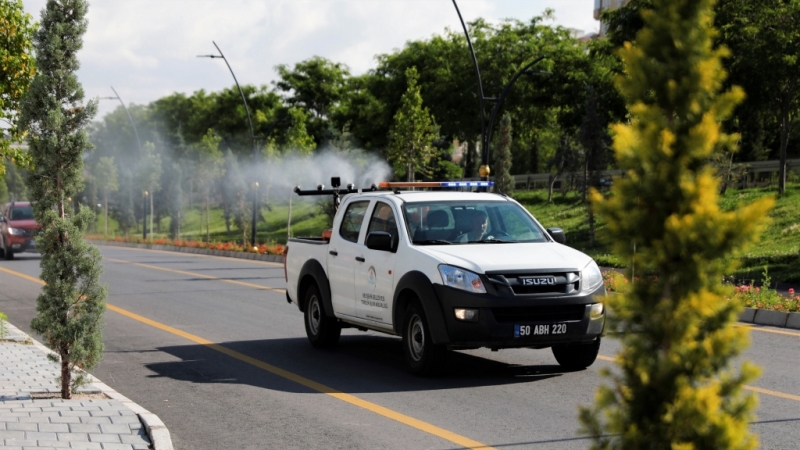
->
451, 0, 550, 184
101, 87, 147, 237
101, 86, 143, 152
198, 41, 260, 247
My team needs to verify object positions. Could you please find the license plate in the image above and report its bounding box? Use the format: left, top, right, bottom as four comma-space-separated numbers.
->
515, 323, 568, 337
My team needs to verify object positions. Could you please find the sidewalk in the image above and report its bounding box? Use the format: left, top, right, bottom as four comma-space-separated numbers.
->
1, 321, 172, 450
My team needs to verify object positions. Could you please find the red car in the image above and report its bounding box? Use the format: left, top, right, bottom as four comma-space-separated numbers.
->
0, 201, 39, 260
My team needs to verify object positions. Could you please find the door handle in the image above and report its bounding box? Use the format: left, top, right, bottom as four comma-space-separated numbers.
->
355, 256, 366, 262
329, 250, 338, 256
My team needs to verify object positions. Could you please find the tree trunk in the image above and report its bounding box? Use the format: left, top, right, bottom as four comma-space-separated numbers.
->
589, 203, 596, 248
548, 175, 556, 204
104, 189, 109, 236
287, 192, 293, 241
61, 352, 71, 399
778, 99, 790, 195
149, 190, 154, 242
205, 193, 210, 243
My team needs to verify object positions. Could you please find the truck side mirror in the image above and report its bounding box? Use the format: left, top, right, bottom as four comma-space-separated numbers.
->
366, 231, 394, 252
547, 227, 566, 244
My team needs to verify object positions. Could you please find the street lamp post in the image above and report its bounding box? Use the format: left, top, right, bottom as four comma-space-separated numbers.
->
198, 42, 260, 247
100, 86, 143, 153
451, 0, 550, 184
101, 87, 146, 238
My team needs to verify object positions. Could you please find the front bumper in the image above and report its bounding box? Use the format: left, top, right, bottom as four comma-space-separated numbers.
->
434, 284, 605, 349
6, 235, 37, 253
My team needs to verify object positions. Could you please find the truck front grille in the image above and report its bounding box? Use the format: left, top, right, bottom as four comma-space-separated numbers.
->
487, 271, 581, 296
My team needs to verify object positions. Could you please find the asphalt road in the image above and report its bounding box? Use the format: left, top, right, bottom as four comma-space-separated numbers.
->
1, 246, 799, 449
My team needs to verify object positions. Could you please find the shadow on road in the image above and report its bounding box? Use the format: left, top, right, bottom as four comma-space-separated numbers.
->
143, 334, 569, 395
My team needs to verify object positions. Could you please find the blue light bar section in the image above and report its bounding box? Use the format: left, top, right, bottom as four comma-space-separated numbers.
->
441, 181, 494, 188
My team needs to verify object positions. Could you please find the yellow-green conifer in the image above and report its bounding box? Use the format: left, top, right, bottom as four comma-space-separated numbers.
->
581, 0, 774, 448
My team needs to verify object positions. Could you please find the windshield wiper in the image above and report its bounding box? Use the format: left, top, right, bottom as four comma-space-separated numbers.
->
413, 239, 452, 245
474, 238, 514, 243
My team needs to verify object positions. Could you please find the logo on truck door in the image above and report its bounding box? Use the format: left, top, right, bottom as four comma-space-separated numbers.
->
520, 276, 557, 286
367, 266, 377, 290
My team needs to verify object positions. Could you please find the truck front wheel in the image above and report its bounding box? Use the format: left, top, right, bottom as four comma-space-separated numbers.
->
304, 284, 341, 348
402, 302, 447, 376
551, 338, 601, 371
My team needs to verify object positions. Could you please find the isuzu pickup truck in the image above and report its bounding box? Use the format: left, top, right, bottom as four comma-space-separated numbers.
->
284, 183, 605, 375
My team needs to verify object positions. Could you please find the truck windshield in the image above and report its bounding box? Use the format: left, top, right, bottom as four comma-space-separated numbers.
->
402, 201, 549, 245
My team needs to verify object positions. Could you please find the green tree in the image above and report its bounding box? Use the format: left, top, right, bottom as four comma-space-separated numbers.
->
283, 107, 316, 153
19, 0, 106, 399
492, 113, 514, 195
717, 0, 800, 195
581, 0, 774, 447
0, 0, 37, 177
387, 67, 437, 182
0, 177, 8, 203
114, 168, 136, 237
194, 129, 223, 242
93, 157, 118, 236
4, 159, 27, 200
275, 56, 350, 146
163, 162, 183, 239
221, 149, 244, 233
136, 142, 161, 240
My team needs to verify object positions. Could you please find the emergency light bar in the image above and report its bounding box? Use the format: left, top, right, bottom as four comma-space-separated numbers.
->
377, 181, 494, 189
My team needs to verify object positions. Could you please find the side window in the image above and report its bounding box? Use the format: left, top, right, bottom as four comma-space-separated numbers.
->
367, 202, 398, 238
339, 201, 370, 243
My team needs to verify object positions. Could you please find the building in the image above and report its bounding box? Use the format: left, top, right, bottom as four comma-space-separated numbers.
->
594, 0, 631, 36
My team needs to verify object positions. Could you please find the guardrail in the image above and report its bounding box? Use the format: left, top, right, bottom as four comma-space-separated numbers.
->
459, 158, 800, 190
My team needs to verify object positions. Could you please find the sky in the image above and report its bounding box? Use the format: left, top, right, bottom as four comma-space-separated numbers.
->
21, 0, 600, 120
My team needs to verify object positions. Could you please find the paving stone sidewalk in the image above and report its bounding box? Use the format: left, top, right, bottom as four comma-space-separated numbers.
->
1, 321, 171, 449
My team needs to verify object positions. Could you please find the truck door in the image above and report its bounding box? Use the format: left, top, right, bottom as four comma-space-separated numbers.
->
327, 200, 370, 318
355, 201, 398, 325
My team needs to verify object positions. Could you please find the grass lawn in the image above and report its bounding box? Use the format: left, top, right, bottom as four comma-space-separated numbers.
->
515, 183, 800, 284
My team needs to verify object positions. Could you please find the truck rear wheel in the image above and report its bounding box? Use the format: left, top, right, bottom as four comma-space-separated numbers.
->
402, 302, 447, 376
552, 338, 601, 370
304, 284, 341, 348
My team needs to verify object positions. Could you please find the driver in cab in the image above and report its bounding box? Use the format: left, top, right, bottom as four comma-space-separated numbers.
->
459, 210, 489, 243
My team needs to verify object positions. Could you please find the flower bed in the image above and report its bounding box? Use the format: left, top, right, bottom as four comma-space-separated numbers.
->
87, 235, 285, 256
602, 271, 800, 313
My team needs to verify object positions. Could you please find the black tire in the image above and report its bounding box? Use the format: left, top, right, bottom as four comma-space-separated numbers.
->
3, 240, 13, 260
552, 338, 601, 371
402, 302, 447, 376
303, 284, 341, 348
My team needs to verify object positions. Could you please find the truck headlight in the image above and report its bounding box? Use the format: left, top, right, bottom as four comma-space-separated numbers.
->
438, 265, 486, 294
581, 261, 603, 293
590, 303, 604, 319
8, 227, 24, 236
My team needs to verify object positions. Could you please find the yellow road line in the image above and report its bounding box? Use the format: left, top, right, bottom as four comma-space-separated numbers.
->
107, 304, 493, 450
95, 243, 283, 267
105, 257, 286, 294
0, 264, 493, 449
0, 266, 44, 285
597, 354, 800, 402
735, 323, 800, 338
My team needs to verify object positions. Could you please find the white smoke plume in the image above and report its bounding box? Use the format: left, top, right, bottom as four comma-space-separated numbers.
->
252, 147, 393, 198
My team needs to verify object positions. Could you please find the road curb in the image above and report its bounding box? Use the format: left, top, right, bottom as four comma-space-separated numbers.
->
89, 239, 284, 263
4, 322, 174, 450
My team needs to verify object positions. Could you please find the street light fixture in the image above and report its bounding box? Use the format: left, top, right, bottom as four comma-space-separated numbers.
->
198, 41, 261, 247
451, 0, 550, 185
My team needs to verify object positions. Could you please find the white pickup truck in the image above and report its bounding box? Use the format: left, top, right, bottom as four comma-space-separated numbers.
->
284, 186, 605, 375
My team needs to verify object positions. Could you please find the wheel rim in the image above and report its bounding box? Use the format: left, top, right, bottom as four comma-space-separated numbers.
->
407, 313, 425, 362
308, 295, 321, 335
